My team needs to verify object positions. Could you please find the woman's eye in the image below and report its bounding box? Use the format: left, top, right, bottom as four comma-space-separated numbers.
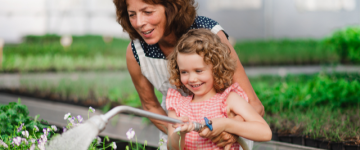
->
129, 14, 135, 17
180, 71, 187, 74
196, 70, 202, 73
145, 11, 152, 15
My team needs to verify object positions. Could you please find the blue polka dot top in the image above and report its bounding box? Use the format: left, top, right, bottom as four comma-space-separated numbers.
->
131, 16, 229, 65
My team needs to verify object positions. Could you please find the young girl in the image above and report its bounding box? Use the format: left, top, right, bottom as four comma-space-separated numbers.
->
166, 29, 272, 150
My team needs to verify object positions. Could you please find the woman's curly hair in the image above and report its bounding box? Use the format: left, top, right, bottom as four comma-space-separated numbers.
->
113, 0, 197, 40
168, 29, 236, 95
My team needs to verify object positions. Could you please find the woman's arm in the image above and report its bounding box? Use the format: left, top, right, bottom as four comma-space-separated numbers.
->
126, 43, 168, 133
222, 92, 271, 141
167, 110, 186, 150
217, 31, 265, 116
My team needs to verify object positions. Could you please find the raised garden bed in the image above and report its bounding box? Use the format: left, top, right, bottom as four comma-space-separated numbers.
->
1, 72, 359, 150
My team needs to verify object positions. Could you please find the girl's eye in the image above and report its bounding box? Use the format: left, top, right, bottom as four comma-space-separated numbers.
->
196, 70, 202, 73
180, 71, 187, 74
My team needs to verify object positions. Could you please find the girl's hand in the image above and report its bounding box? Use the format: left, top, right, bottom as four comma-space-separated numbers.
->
172, 116, 195, 134
198, 118, 227, 139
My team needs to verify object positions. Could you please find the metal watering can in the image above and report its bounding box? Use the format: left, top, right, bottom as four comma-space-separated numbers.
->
46, 106, 249, 150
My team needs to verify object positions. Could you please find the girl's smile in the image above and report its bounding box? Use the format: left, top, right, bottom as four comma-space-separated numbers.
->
177, 53, 216, 102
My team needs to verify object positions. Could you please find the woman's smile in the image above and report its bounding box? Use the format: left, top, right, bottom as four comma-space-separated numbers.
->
127, 0, 167, 45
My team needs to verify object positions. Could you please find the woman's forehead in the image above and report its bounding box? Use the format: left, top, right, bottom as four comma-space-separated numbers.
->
126, 0, 157, 7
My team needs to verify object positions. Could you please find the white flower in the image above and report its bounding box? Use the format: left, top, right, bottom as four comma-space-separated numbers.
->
22, 130, 29, 138
126, 128, 135, 140
89, 106, 95, 113
30, 139, 36, 143
68, 117, 76, 125
63, 127, 67, 133
12, 137, 21, 146
77, 115, 83, 123
64, 113, 71, 120
30, 144, 35, 150
51, 125, 58, 131
21, 138, 28, 145
38, 142, 45, 150
43, 128, 48, 135
17, 123, 24, 132
96, 136, 101, 145
34, 125, 39, 132
0, 140, 8, 148
111, 142, 117, 149
158, 136, 168, 150
40, 134, 47, 143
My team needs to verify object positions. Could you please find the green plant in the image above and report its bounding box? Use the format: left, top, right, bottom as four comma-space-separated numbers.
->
323, 26, 360, 63
0, 99, 50, 139
0, 99, 57, 149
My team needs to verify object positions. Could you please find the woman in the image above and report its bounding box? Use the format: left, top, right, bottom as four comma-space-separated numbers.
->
113, 0, 265, 148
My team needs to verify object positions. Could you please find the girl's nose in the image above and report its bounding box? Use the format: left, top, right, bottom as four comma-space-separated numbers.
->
189, 73, 198, 82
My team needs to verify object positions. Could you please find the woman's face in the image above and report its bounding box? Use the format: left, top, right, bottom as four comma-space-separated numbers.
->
127, 0, 167, 45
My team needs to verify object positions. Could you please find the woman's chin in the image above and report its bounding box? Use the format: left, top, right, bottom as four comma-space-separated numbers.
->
142, 38, 158, 45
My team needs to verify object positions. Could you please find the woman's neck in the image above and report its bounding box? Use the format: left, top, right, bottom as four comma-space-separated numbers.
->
158, 32, 177, 57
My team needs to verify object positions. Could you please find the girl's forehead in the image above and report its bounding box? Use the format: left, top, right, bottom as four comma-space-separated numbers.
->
177, 52, 211, 67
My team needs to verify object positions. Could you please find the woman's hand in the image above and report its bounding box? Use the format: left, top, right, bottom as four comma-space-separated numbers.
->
198, 118, 238, 150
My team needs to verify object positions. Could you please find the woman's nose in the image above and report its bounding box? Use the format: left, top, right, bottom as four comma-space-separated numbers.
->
136, 14, 146, 28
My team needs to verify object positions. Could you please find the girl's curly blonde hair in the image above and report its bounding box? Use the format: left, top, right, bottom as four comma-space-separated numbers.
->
168, 29, 236, 95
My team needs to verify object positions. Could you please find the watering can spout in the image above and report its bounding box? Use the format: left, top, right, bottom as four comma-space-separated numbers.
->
101, 106, 183, 124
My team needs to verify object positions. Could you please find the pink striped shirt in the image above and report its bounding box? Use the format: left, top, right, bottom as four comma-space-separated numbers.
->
166, 83, 249, 150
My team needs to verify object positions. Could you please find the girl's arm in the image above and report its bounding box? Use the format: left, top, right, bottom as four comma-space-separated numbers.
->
217, 31, 265, 117
211, 92, 272, 141
167, 110, 191, 150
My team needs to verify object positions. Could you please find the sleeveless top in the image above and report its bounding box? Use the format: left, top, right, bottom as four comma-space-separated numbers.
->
166, 83, 247, 150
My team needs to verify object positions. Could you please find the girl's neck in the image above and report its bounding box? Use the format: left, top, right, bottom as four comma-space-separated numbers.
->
158, 32, 177, 57
191, 90, 217, 103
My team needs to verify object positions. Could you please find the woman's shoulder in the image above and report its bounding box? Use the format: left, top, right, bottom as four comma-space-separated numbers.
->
189, 16, 220, 30
189, 16, 229, 39
130, 39, 165, 66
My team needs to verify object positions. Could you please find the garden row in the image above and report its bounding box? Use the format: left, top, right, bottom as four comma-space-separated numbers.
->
1, 72, 359, 149
1, 26, 360, 72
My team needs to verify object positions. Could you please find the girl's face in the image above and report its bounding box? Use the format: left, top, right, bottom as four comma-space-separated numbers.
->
177, 53, 216, 100
127, 0, 167, 45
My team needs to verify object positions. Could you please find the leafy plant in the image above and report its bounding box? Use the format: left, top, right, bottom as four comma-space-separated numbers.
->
322, 26, 360, 63
0, 99, 49, 140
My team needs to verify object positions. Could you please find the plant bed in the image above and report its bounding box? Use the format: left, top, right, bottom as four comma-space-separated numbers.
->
290, 135, 304, 145
305, 137, 318, 148
318, 139, 331, 149
0, 100, 160, 150
330, 142, 343, 150
278, 134, 292, 143
271, 132, 279, 141
343, 141, 359, 150
0, 89, 111, 108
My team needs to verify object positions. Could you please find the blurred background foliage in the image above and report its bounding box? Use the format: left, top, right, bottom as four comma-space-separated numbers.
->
2, 26, 360, 73
1, 26, 360, 142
